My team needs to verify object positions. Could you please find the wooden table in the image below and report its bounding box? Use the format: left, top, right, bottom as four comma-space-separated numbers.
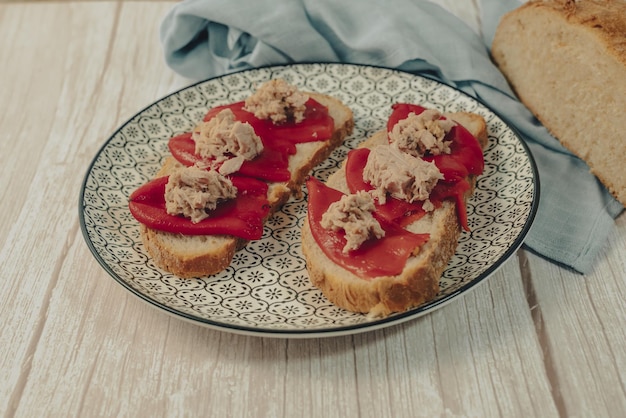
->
1, 1, 625, 417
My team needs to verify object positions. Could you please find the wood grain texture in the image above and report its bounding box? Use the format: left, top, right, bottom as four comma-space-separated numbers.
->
0, 1, 625, 417
525, 214, 626, 418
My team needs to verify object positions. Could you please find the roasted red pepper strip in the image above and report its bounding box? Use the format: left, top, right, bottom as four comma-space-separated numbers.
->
129, 175, 270, 240
348, 103, 484, 231
306, 177, 429, 279
167, 98, 334, 182
344, 147, 474, 231
168, 132, 291, 182
388, 103, 484, 178
344, 147, 431, 227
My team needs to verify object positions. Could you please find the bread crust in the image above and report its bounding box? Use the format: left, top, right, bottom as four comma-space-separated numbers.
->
530, 0, 626, 67
301, 112, 488, 317
301, 202, 458, 316
141, 225, 242, 278
139, 91, 353, 278
492, 0, 626, 206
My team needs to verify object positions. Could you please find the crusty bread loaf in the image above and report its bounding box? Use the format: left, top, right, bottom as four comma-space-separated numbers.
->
301, 112, 488, 317
491, 0, 626, 206
142, 92, 354, 278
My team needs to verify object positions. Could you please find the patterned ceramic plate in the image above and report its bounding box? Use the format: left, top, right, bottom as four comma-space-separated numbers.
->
80, 63, 538, 338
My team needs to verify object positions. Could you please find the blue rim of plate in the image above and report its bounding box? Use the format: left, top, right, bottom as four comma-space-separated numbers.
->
79, 63, 539, 338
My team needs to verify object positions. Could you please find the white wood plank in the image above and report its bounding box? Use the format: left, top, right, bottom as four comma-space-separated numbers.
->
0, 1, 182, 416
283, 260, 559, 418
0, 4, 70, 248
0, 2, 117, 413
526, 213, 626, 417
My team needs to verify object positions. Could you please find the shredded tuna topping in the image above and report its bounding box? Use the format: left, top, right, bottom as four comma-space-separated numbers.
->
389, 109, 455, 157
244, 78, 309, 124
165, 165, 237, 223
193, 108, 263, 175
321, 191, 385, 253
363, 144, 443, 205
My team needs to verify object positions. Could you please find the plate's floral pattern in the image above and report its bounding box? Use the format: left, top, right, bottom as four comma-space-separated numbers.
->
80, 64, 538, 337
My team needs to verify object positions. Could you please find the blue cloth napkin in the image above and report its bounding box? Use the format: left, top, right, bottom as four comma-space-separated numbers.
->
159, 0, 623, 273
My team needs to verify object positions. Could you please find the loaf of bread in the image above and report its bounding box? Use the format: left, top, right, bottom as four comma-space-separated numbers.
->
301, 111, 488, 317
132, 89, 354, 278
491, 0, 626, 206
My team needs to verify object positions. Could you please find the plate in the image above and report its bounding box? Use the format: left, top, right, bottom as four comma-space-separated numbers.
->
79, 63, 538, 338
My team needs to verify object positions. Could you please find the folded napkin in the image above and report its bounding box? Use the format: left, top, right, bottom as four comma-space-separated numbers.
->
159, 0, 623, 273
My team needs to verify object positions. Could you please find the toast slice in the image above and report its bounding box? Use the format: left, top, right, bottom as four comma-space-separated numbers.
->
301, 112, 488, 317
141, 92, 354, 278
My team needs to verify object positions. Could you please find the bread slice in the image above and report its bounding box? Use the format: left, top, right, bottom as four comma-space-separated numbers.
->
141, 92, 354, 278
301, 112, 488, 317
491, 0, 626, 206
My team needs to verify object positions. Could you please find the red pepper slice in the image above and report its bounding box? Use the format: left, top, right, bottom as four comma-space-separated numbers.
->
430, 178, 472, 231
167, 98, 333, 182
306, 177, 429, 279
362, 103, 484, 230
128, 175, 270, 240
168, 132, 291, 182
203, 98, 334, 148
388, 103, 484, 177
345, 148, 428, 227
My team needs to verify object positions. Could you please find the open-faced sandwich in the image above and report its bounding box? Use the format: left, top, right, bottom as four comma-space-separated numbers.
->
302, 103, 488, 317
129, 79, 354, 277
